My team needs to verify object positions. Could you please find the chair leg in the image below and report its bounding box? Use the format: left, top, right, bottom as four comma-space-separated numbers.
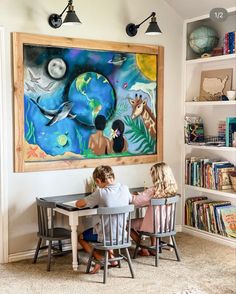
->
103, 250, 109, 284
125, 248, 135, 279
133, 244, 139, 259
171, 235, 181, 261
118, 249, 122, 268
155, 238, 159, 267
86, 248, 94, 273
58, 240, 63, 252
159, 238, 162, 253
33, 237, 42, 264
47, 241, 52, 271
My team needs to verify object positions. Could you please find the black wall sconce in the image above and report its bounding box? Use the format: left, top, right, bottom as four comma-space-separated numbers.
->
126, 12, 162, 37
48, 0, 81, 29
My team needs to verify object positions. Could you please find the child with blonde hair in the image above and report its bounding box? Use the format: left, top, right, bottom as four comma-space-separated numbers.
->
131, 162, 178, 256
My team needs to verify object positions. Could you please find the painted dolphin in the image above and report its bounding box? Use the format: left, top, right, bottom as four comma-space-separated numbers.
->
30, 97, 76, 126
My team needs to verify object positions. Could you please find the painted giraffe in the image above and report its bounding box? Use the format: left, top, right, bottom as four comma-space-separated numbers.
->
129, 94, 156, 138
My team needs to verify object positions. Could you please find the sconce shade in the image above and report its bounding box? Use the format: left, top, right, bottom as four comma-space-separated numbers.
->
126, 12, 162, 37
48, 0, 81, 29
63, 5, 81, 25
145, 17, 162, 35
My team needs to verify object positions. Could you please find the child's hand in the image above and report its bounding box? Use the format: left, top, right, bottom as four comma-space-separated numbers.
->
76, 199, 87, 208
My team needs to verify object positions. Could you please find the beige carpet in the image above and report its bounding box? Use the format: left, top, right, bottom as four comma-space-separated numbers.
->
0, 233, 235, 294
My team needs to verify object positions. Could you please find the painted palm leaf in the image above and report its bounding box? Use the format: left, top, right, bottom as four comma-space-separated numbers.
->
124, 115, 155, 153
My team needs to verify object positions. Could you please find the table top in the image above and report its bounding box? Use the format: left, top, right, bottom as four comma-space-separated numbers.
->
41, 187, 144, 211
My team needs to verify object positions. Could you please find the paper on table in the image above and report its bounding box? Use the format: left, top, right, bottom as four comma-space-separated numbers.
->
62, 200, 77, 207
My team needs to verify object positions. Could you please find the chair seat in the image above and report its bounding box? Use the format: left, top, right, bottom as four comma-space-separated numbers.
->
91, 241, 132, 251
37, 227, 71, 240
138, 230, 176, 238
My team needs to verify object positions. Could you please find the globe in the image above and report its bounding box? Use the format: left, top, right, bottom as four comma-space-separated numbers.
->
68, 72, 116, 127
189, 26, 219, 55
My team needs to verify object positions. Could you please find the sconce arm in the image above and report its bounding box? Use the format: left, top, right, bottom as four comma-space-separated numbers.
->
136, 12, 156, 28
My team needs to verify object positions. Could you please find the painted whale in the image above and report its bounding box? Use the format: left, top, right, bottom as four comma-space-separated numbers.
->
30, 97, 76, 126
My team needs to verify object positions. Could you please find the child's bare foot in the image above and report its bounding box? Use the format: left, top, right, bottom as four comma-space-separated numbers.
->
138, 249, 150, 256
148, 249, 156, 256
108, 251, 119, 267
89, 263, 101, 274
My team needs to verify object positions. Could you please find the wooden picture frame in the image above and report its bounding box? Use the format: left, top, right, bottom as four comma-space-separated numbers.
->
12, 32, 164, 172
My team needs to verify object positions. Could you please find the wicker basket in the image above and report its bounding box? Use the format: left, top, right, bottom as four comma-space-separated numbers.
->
229, 171, 236, 192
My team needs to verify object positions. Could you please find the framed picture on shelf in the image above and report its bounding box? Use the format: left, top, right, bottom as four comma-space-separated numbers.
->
199, 68, 233, 101
12, 33, 164, 172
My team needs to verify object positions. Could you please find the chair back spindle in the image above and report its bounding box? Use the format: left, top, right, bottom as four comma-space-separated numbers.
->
97, 205, 134, 247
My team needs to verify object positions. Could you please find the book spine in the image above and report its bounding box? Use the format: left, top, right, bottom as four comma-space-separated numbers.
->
228, 31, 235, 54
224, 33, 229, 55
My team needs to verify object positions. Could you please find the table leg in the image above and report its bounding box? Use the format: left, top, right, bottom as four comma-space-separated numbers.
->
69, 215, 79, 271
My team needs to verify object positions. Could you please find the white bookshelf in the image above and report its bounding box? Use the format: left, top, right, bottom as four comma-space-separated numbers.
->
185, 144, 236, 152
185, 185, 236, 199
182, 7, 236, 247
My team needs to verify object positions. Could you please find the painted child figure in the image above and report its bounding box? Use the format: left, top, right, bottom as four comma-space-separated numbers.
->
76, 165, 132, 273
131, 162, 178, 256
88, 115, 111, 156
111, 119, 128, 153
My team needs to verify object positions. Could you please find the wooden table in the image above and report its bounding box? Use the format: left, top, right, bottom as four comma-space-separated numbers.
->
41, 187, 144, 271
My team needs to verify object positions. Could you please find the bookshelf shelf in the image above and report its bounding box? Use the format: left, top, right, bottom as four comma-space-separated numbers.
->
185, 144, 236, 152
186, 53, 236, 64
182, 7, 236, 246
185, 101, 236, 106
182, 225, 236, 248
185, 184, 236, 198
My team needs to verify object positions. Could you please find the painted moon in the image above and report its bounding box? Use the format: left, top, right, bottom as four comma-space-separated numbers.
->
48, 58, 67, 79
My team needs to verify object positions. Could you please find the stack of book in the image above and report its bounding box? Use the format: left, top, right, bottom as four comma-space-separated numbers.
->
218, 120, 226, 141
223, 31, 236, 55
185, 157, 235, 190
185, 197, 236, 237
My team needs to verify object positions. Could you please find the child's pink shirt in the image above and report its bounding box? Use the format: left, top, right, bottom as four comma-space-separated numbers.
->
131, 187, 171, 233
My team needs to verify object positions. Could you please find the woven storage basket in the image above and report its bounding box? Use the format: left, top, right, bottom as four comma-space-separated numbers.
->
229, 171, 236, 192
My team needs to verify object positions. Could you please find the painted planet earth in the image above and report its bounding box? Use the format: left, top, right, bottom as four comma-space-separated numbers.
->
68, 72, 116, 126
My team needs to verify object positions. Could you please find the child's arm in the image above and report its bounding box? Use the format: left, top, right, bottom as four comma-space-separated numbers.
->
76, 189, 100, 208
131, 187, 155, 207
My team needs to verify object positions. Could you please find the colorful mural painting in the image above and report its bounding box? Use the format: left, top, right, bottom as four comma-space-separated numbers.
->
13, 33, 163, 172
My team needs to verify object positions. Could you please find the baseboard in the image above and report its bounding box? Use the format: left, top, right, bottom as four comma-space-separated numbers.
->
175, 225, 182, 233
8, 244, 73, 263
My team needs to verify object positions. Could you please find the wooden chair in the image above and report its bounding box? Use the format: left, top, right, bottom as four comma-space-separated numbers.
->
133, 195, 181, 267
86, 205, 135, 284
33, 198, 71, 271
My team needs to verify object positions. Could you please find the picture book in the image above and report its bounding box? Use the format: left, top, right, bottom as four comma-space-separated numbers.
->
220, 206, 236, 238
187, 123, 204, 143
226, 117, 236, 147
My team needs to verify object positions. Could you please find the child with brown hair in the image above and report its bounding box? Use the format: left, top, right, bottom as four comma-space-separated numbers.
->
131, 162, 178, 256
76, 165, 132, 273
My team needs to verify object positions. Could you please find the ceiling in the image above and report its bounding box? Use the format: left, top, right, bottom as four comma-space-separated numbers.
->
165, 0, 236, 19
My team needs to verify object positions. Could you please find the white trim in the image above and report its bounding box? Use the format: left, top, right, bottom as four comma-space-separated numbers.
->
185, 101, 236, 106
182, 225, 236, 248
0, 26, 8, 263
8, 244, 73, 263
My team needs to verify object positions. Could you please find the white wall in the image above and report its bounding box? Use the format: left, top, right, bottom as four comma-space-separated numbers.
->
0, 0, 183, 256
